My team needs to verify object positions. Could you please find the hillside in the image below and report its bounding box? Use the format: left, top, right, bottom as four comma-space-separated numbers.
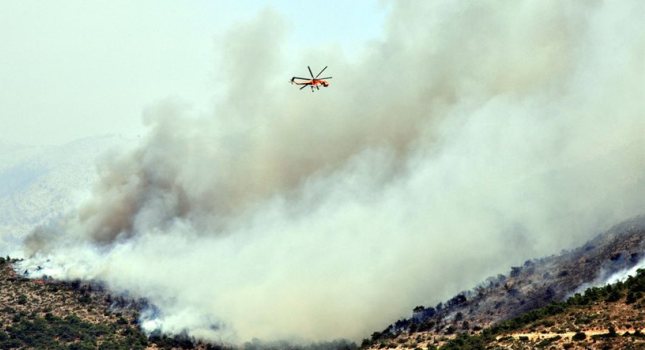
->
363, 216, 645, 349
368, 267, 645, 350
452, 266, 645, 350
0, 257, 220, 350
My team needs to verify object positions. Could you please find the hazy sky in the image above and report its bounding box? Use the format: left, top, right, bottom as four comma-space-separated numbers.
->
0, 1, 387, 145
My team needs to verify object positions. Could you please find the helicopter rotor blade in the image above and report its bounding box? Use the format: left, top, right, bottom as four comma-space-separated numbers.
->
300, 84, 308, 90
315, 66, 328, 78
307, 66, 315, 79
292, 77, 310, 81
318, 77, 332, 80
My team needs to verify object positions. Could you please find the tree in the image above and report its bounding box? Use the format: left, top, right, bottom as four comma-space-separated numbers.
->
606, 288, 622, 302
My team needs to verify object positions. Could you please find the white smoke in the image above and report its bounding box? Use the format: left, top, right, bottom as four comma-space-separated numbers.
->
17, 1, 645, 345
604, 259, 645, 285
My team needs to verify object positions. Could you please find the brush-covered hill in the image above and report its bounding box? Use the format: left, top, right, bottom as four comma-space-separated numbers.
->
0, 257, 221, 350
362, 216, 645, 349
371, 267, 645, 350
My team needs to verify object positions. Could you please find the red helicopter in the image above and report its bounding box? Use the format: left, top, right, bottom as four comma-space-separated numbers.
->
290, 66, 332, 92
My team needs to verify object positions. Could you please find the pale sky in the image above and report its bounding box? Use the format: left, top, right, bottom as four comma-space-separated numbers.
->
0, 1, 387, 145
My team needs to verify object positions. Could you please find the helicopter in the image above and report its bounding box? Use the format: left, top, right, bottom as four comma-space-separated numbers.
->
290, 66, 332, 92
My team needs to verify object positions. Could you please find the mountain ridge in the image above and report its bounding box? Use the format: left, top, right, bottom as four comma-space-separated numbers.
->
363, 215, 645, 349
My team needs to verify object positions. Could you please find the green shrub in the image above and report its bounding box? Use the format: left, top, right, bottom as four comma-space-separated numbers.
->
606, 288, 622, 302
572, 332, 586, 341
626, 291, 642, 304
536, 335, 561, 347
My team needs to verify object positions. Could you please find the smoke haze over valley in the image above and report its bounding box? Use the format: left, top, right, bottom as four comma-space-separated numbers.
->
2, 1, 645, 345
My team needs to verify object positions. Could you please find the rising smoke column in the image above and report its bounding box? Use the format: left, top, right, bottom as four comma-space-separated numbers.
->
24, 1, 645, 344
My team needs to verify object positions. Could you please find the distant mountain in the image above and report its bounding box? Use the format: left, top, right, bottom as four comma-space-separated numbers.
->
0, 135, 136, 251
363, 216, 645, 349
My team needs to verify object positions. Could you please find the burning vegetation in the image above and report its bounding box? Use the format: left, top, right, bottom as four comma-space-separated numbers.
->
0, 257, 223, 350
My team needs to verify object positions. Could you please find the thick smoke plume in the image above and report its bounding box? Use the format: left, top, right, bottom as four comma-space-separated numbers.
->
23, 1, 645, 344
